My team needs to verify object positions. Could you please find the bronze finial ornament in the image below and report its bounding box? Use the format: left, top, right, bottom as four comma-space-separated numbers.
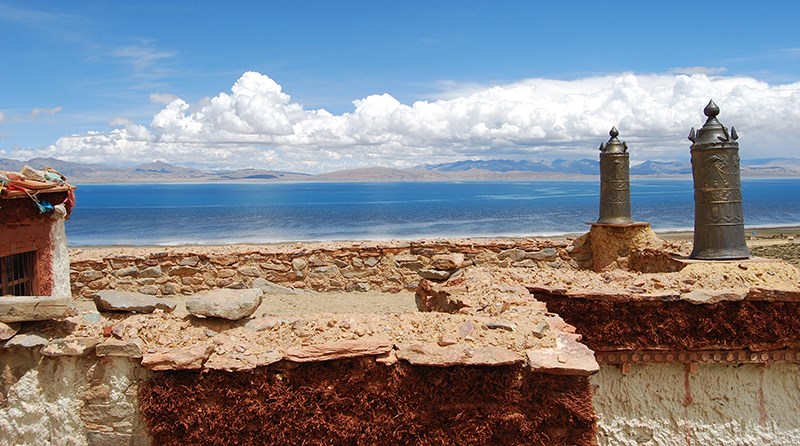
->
688, 100, 750, 260
597, 126, 634, 225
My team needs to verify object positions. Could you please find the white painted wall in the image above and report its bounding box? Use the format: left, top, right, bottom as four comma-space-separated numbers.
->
49, 218, 71, 297
593, 363, 800, 446
0, 353, 149, 446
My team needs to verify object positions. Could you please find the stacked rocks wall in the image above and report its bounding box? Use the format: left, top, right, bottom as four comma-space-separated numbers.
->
70, 239, 571, 298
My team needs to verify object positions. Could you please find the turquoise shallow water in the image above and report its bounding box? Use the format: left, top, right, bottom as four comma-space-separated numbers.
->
64, 178, 800, 246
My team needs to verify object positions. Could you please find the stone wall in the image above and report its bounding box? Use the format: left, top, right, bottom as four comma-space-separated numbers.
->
69, 239, 570, 298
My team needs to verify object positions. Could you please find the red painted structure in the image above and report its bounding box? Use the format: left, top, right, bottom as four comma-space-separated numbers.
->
0, 191, 68, 296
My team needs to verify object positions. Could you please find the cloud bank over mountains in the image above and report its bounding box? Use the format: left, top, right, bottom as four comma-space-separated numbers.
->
10, 71, 800, 172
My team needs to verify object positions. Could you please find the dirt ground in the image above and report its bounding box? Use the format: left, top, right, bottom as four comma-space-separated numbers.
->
146, 290, 420, 317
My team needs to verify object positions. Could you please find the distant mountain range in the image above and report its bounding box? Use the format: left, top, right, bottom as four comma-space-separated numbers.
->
2, 156, 799, 183
0, 157, 311, 183
422, 159, 599, 175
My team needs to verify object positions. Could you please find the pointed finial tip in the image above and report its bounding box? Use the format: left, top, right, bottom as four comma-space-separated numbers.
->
609, 126, 619, 138
704, 100, 720, 117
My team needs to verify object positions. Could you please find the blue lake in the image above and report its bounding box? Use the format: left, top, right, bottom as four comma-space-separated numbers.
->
64, 179, 800, 246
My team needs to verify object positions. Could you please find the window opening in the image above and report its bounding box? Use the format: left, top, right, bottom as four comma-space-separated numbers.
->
1, 251, 36, 296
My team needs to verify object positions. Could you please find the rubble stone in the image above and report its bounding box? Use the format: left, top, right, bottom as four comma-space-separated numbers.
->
138, 266, 163, 278
79, 270, 105, 282
93, 290, 176, 313
528, 248, 559, 261
418, 269, 453, 281
141, 344, 214, 370
95, 338, 145, 358
526, 334, 599, 376
137, 285, 159, 295
205, 350, 283, 371
0, 322, 20, 340
186, 288, 263, 320
291, 257, 308, 271
396, 344, 522, 366
498, 249, 527, 262
112, 266, 138, 278
432, 253, 465, 270
179, 256, 200, 267
41, 337, 101, 356
285, 337, 392, 362
238, 265, 262, 277
3, 333, 48, 349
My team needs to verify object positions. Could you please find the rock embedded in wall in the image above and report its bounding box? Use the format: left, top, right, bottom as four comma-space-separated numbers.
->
0, 322, 20, 340
418, 268, 455, 281
95, 338, 145, 358
41, 338, 101, 357
138, 266, 163, 278
3, 333, 49, 348
141, 344, 214, 371
285, 337, 393, 362
396, 343, 522, 366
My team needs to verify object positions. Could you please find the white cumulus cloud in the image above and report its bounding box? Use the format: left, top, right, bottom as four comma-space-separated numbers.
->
25, 71, 800, 172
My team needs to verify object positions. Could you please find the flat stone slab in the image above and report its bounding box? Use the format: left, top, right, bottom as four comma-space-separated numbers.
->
95, 338, 145, 358
285, 338, 392, 362
41, 338, 101, 357
526, 334, 599, 376
418, 269, 453, 281
93, 290, 176, 313
0, 296, 71, 322
142, 344, 214, 371
396, 344, 522, 367
186, 288, 263, 320
3, 333, 48, 349
205, 350, 283, 371
747, 287, 800, 302
0, 322, 20, 341
681, 288, 747, 304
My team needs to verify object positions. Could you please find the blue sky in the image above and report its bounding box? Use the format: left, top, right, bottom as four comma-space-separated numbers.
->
1, 1, 799, 172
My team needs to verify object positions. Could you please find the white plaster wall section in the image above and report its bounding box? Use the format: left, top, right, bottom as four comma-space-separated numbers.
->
50, 218, 71, 298
0, 353, 87, 446
0, 354, 150, 446
592, 363, 800, 446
